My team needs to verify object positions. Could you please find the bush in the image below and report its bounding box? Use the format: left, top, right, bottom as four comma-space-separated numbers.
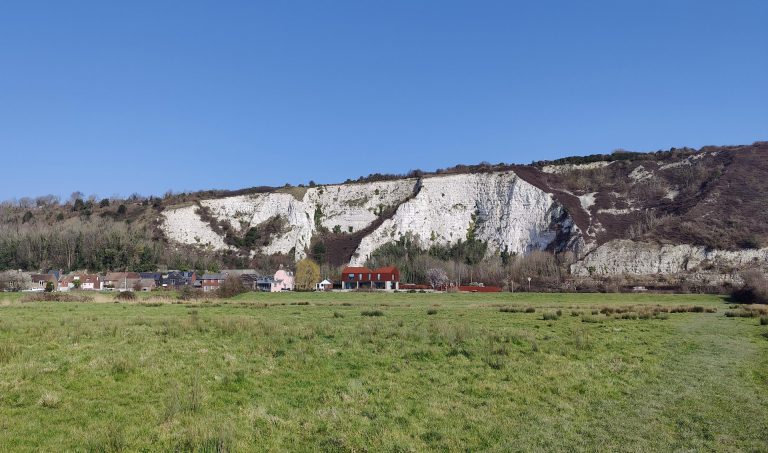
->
427, 308, 438, 315
542, 312, 559, 321
217, 276, 247, 298
178, 286, 200, 301
116, 291, 136, 301
759, 316, 768, 326
22, 293, 93, 303
730, 271, 768, 304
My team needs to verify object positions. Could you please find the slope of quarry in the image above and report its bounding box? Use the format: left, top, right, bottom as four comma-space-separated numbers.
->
571, 239, 768, 279
350, 172, 581, 265
162, 172, 583, 263
162, 179, 418, 260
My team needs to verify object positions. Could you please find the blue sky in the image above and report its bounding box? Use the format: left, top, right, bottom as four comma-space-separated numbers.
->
1, 1, 766, 201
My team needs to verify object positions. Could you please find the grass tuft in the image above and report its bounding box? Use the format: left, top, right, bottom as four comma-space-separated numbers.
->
38, 392, 60, 408
542, 312, 560, 321
361, 310, 384, 317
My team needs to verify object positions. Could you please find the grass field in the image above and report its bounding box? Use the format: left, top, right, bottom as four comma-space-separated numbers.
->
0, 291, 766, 451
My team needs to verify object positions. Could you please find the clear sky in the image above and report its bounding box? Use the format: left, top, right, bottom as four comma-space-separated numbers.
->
1, 1, 766, 201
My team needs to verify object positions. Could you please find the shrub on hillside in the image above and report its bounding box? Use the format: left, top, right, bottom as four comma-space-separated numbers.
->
729, 271, 768, 304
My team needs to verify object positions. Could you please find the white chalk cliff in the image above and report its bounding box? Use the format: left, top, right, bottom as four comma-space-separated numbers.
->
571, 240, 768, 276
161, 171, 583, 262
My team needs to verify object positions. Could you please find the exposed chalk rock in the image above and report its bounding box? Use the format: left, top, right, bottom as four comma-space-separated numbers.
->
350, 172, 582, 265
162, 171, 584, 263
571, 239, 768, 276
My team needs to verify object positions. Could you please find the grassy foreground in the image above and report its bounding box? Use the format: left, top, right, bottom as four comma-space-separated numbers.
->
0, 292, 766, 451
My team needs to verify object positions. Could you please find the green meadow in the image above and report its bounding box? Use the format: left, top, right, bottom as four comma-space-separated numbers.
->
0, 292, 766, 451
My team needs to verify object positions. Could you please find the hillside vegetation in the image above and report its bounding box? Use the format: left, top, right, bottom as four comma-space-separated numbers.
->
1, 142, 765, 283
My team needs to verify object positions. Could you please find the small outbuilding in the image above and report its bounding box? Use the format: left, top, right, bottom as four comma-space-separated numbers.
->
315, 279, 333, 291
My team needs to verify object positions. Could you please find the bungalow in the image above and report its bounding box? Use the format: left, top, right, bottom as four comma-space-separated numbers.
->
201, 273, 227, 292
341, 266, 400, 290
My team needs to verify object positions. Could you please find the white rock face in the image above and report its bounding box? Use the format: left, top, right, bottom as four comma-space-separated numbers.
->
350, 172, 580, 265
571, 240, 768, 276
541, 161, 613, 174
161, 204, 231, 250
162, 172, 582, 263
308, 179, 417, 233
162, 180, 418, 260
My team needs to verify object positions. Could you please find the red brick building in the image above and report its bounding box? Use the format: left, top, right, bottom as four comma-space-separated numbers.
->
340, 266, 400, 290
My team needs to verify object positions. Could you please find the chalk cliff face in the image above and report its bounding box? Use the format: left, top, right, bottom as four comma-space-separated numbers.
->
570, 239, 768, 279
350, 172, 581, 264
161, 171, 583, 263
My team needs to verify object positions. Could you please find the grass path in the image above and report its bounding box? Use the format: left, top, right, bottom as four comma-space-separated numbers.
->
578, 313, 768, 452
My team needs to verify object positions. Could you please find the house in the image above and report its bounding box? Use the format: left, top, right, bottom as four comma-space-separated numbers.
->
161, 271, 197, 288
137, 278, 157, 292
239, 273, 261, 291
29, 274, 58, 291
201, 273, 227, 292
272, 268, 294, 292
139, 272, 162, 287
256, 276, 275, 292
341, 266, 400, 290
0, 270, 31, 292
60, 274, 101, 291
103, 272, 141, 291
315, 279, 333, 291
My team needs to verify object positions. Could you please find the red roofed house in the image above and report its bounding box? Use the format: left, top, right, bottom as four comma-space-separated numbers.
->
341, 266, 400, 290
60, 274, 101, 291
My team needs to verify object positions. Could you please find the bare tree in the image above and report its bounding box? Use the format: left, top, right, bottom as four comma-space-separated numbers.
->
427, 267, 449, 290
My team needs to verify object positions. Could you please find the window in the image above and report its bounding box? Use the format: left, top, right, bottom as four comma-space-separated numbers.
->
377, 273, 381, 280
368, 274, 371, 280
348, 273, 354, 280
358, 273, 362, 280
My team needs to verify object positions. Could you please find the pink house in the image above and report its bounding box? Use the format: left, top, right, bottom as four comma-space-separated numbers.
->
272, 268, 294, 292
